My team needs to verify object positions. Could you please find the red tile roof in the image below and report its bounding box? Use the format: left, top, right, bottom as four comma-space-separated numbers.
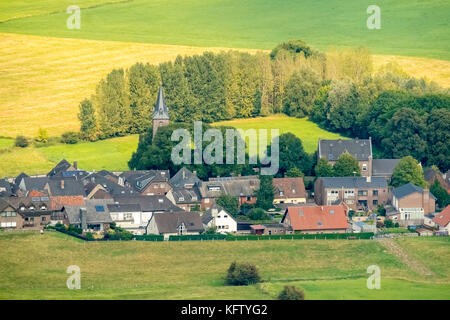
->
432, 205, 450, 227
284, 205, 348, 231
273, 178, 306, 199
50, 196, 85, 211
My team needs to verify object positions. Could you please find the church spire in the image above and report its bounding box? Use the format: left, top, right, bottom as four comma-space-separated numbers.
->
153, 85, 169, 120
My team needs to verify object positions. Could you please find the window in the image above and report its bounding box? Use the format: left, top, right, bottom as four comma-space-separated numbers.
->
160, 184, 164, 188
1, 222, 16, 228
279, 191, 284, 196
154, 184, 159, 188
124, 213, 132, 220
358, 190, 368, 196
42, 217, 46, 221
2, 211, 16, 217
205, 198, 210, 203
373, 190, 378, 196
362, 164, 367, 171
224, 215, 228, 218
373, 200, 378, 205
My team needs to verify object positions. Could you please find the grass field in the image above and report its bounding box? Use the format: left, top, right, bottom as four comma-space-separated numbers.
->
213, 114, 346, 154
0, 135, 138, 178
0, 0, 449, 60
0, 232, 448, 300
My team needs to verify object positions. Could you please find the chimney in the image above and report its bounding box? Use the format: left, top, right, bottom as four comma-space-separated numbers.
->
366, 176, 371, 183
193, 170, 197, 176
61, 180, 65, 189
73, 161, 78, 170
80, 208, 87, 231
182, 169, 186, 179
321, 206, 323, 211
422, 189, 430, 214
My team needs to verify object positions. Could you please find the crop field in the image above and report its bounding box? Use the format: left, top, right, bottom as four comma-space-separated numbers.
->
0, 135, 138, 178
0, 232, 448, 300
0, 0, 449, 59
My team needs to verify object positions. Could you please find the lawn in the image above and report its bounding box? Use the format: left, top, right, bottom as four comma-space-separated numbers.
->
0, 232, 448, 300
213, 114, 346, 154
0, 0, 449, 60
0, 135, 139, 178
0, 137, 14, 150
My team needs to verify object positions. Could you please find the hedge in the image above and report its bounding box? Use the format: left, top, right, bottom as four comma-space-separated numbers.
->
135, 235, 164, 242
225, 232, 374, 241
169, 234, 227, 241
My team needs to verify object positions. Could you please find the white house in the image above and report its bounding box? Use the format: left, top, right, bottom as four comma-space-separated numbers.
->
201, 204, 237, 234
107, 203, 148, 235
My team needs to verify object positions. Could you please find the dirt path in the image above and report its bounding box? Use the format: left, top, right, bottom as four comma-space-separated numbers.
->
378, 239, 434, 277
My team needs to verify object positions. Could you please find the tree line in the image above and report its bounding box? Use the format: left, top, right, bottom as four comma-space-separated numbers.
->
79, 40, 449, 172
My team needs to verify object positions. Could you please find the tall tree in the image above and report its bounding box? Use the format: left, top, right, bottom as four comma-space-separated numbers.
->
255, 175, 275, 210
284, 68, 321, 118
426, 108, 450, 171
277, 133, 312, 177
333, 153, 361, 177
78, 99, 97, 141
391, 156, 427, 188
430, 179, 450, 208
216, 194, 239, 217
315, 158, 334, 177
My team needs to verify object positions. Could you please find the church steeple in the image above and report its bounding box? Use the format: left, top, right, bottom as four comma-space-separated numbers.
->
153, 86, 169, 120
152, 85, 170, 139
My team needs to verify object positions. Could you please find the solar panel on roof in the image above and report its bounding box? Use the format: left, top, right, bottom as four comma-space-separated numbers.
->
330, 210, 334, 214
95, 205, 105, 212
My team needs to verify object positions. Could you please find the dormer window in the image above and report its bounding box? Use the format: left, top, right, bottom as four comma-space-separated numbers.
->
179, 197, 185, 202
280, 191, 284, 196
158, 199, 163, 203
20, 206, 25, 211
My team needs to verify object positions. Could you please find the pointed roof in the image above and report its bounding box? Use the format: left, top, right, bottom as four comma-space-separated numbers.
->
152, 86, 169, 120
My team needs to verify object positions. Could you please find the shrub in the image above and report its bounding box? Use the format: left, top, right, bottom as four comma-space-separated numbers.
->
247, 208, 270, 221
384, 219, 394, 228
61, 131, 79, 144
15, 135, 29, 148
85, 232, 94, 240
240, 203, 255, 215
37, 128, 49, 143
226, 262, 261, 286
68, 225, 82, 234
278, 285, 305, 300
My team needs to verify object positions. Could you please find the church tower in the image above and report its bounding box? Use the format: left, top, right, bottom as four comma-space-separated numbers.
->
152, 85, 169, 139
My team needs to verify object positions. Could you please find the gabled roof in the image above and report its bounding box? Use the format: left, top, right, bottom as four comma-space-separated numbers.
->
65, 199, 114, 225
120, 170, 169, 192
392, 183, 436, 200
273, 177, 306, 199
432, 205, 450, 227
170, 187, 201, 204
46, 178, 85, 197
113, 195, 183, 213
151, 212, 204, 234
107, 203, 141, 213
152, 86, 169, 120
50, 195, 85, 211
372, 159, 401, 176
0, 179, 13, 197
318, 177, 387, 189
169, 167, 200, 189
20, 176, 49, 192
83, 173, 133, 196
201, 203, 234, 225
282, 205, 348, 231
47, 159, 74, 177
318, 138, 372, 161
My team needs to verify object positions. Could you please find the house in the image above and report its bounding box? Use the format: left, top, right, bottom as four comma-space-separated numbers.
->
166, 187, 202, 212
281, 205, 349, 234
17, 176, 86, 197
318, 138, 372, 177
107, 203, 145, 235
146, 211, 204, 239
169, 167, 200, 189
119, 170, 171, 195
49, 195, 86, 223
64, 199, 114, 232
201, 204, 237, 234
197, 176, 259, 210
372, 159, 401, 180
249, 223, 291, 235
83, 172, 134, 198
314, 176, 389, 211
47, 159, 80, 177
424, 168, 450, 193
273, 177, 307, 205
432, 205, 450, 234
0, 179, 13, 197
0, 196, 51, 230
391, 183, 436, 226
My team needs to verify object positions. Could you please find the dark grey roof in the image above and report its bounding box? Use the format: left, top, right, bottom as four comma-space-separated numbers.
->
319, 177, 387, 189
14, 172, 28, 186
318, 139, 372, 161
20, 177, 49, 192
392, 183, 436, 200
65, 199, 114, 225
113, 195, 183, 212
83, 173, 133, 196
152, 86, 169, 120
47, 159, 72, 176
169, 167, 200, 189
198, 177, 259, 198
237, 221, 253, 231
170, 187, 201, 204
107, 203, 141, 212
0, 179, 13, 197
152, 212, 203, 234
47, 178, 85, 197
372, 159, 400, 177
120, 170, 169, 192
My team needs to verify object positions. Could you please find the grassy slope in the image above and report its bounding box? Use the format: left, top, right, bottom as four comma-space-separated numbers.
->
0, 135, 138, 178
0, 0, 449, 60
213, 114, 345, 154
0, 232, 448, 300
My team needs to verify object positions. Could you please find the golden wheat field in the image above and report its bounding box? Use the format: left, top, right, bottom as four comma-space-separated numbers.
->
0, 32, 449, 138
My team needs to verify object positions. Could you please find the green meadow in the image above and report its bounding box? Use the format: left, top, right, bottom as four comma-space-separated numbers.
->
0, 232, 448, 300
0, 0, 449, 60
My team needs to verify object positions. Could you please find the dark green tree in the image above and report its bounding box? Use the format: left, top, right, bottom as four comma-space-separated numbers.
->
284, 68, 321, 118
78, 99, 97, 141
255, 175, 275, 210
430, 179, 450, 208
426, 108, 450, 171
285, 167, 304, 178
333, 153, 361, 177
216, 194, 239, 217
278, 133, 312, 177
314, 158, 334, 177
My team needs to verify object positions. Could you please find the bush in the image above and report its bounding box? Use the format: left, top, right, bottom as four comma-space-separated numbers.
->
247, 208, 270, 221
15, 135, 29, 148
85, 232, 94, 240
240, 203, 255, 215
61, 131, 79, 144
278, 285, 305, 300
384, 219, 394, 228
226, 262, 261, 286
